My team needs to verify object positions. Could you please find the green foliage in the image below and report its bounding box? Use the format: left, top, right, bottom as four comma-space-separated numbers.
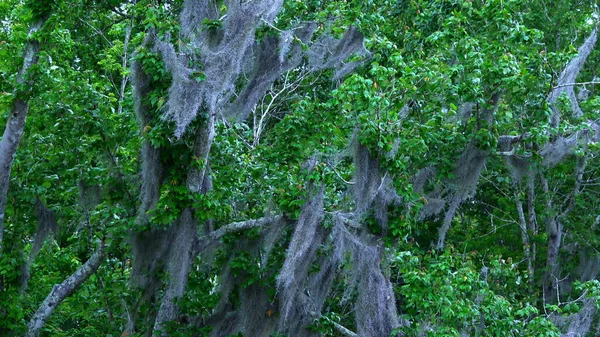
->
394, 250, 560, 336
2, 0, 600, 336
25, 0, 55, 20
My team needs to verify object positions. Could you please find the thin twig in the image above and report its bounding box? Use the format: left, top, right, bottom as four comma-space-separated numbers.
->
553, 81, 600, 89
79, 19, 113, 47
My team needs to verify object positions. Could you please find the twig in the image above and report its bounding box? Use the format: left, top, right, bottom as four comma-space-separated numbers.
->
80, 19, 113, 47
553, 81, 600, 89
327, 163, 354, 185
331, 321, 357, 337
261, 18, 283, 32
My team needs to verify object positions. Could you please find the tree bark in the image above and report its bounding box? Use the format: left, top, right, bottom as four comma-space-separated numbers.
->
527, 172, 538, 283
541, 175, 562, 304
542, 154, 587, 304
25, 242, 106, 337
515, 191, 532, 279
0, 17, 47, 256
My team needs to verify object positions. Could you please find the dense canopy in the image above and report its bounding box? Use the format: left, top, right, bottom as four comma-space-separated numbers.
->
2, 1, 600, 336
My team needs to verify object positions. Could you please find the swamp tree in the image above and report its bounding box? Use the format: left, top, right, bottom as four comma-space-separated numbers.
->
2, 1, 600, 337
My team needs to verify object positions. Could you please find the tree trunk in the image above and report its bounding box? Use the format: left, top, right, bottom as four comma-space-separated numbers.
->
541, 175, 562, 304
544, 217, 562, 304
0, 17, 47, 255
527, 172, 538, 283
515, 191, 532, 279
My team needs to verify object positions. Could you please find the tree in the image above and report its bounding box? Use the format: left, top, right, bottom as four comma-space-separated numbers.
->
3, 0, 600, 336
0, 1, 49, 257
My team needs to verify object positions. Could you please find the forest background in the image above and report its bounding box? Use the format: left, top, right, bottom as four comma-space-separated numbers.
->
2, 0, 600, 336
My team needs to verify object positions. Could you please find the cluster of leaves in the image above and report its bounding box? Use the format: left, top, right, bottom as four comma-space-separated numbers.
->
394, 250, 560, 337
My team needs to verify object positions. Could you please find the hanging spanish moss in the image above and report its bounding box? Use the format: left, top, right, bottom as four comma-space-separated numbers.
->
223, 24, 316, 121
155, 0, 284, 137
413, 167, 446, 220
551, 298, 597, 337
179, 0, 219, 38
130, 48, 167, 294
129, 1, 386, 335
332, 219, 401, 337
541, 121, 600, 169
353, 141, 400, 230
426, 140, 490, 250
20, 198, 58, 292
216, 219, 285, 336
31, 198, 58, 261
78, 180, 101, 212
155, 0, 371, 135
259, 216, 287, 267
153, 209, 199, 335
207, 261, 237, 337
353, 142, 384, 216
540, 133, 579, 168
329, 143, 402, 336
498, 135, 529, 183
307, 26, 370, 76
238, 282, 279, 336
131, 44, 164, 229
277, 186, 325, 332
577, 250, 600, 282
418, 94, 500, 250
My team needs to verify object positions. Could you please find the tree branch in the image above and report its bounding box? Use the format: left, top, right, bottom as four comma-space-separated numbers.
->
552, 81, 600, 89
209, 215, 283, 240
25, 241, 106, 337
331, 320, 358, 337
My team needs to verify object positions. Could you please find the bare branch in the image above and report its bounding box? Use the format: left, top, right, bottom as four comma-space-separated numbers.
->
548, 28, 597, 122
331, 320, 358, 337
553, 81, 600, 89
79, 18, 113, 47
117, 13, 134, 115
209, 215, 283, 240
